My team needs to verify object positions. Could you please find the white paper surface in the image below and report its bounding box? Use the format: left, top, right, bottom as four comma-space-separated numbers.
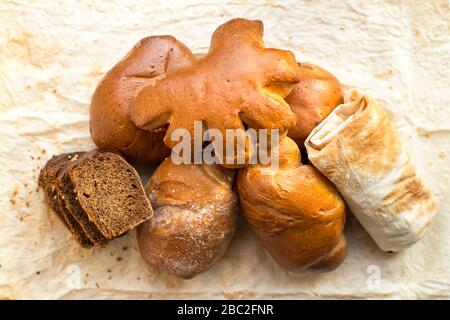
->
0, 0, 449, 299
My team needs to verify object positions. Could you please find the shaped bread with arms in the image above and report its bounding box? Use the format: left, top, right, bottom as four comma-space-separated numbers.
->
129, 18, 301, 166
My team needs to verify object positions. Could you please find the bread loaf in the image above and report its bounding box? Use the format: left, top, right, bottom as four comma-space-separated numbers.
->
129, 19, 300, 167
237, 137, 347, 271
286, 63, 343, 146
90, 36, 196, 164
137, 159, 237, 279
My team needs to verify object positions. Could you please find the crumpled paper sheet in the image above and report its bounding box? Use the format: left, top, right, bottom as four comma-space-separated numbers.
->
0, 0, 449, 299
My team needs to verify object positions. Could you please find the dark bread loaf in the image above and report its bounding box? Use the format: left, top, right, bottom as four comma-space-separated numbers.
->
39, 149, 153, 248
57, 168, 108, 245
65, 150, 153, 239
38, 152, 94, 248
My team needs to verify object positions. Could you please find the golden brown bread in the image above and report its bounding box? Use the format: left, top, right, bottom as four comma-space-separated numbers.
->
237, 137, 347, 271
90, 36, 196, 164
137, 159, 237, 279
286, 63, 343, 146
129, 19, 301, 167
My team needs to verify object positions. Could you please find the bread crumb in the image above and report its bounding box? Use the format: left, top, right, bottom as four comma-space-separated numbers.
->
95, 283, 100, 288
122, 246, 128, 251
107, 269, 111, 273
36, 271, 40, 275
116, 257, 122, 262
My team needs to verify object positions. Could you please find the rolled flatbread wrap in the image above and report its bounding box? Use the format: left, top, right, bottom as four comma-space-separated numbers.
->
305, 90, 437, 252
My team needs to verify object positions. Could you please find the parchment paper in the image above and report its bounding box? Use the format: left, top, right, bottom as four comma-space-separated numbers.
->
0, 0, 449, 299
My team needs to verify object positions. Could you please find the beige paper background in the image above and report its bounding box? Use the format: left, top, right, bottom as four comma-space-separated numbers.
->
0, 0, 449, 299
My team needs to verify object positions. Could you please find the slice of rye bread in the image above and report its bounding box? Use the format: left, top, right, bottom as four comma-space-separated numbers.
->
39, 152, 94, 248
66, 150, 153, 239
57, 166, 109, 246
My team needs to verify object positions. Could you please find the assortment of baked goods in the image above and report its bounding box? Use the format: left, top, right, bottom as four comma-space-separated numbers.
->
39, 18, 437, 279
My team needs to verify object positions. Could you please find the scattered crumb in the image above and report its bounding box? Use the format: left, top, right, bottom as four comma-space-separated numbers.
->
24, 183, 28, 188
438, 151, 446, 159
86, 273, 89, 278
30, 155, 35, 160
339, 26, 345, 31
25, 202, 30, 208
107, 269, 111, 273
28, 190, 33, 195
122, 246, 128, 251
37, 156, 41, 160
95, 283, 100, 288
9, 199, 16, 205
108, 276, 112, 280
36, 271, 40, 275
137, 277, 141, 281
12, 187, 18, 197
41, 149, 46, 154
116, 257, 122, 262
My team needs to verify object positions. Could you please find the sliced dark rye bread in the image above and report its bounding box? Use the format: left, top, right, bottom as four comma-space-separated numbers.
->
38, 152, 94, 248
56, 162, 108, 246
66, 150, 153, 239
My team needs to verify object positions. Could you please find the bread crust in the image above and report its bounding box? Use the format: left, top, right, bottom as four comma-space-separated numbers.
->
237, 137, 347, 271
129, 19, 301, 167
137, 159, 237, 279
90, 36, 196, 164
286, 63, 343, 146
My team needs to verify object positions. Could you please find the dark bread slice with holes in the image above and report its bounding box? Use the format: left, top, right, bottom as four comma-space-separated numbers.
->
39, 152, 94, 248
57, 166, 108, 246
66, 150, 153, 239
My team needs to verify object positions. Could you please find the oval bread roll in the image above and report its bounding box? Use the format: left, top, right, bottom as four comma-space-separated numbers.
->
237, 137, 347, 272
90, 36, 196, 164
286, 63, 343, 146
137, 159, 237, 279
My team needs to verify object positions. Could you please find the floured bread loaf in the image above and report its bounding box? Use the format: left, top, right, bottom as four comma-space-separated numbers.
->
39, 150, 153, 247
237, 137, 347, 271
137, 159, 237, 279
286, 63, 343, 146
305, 91, 437, 252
